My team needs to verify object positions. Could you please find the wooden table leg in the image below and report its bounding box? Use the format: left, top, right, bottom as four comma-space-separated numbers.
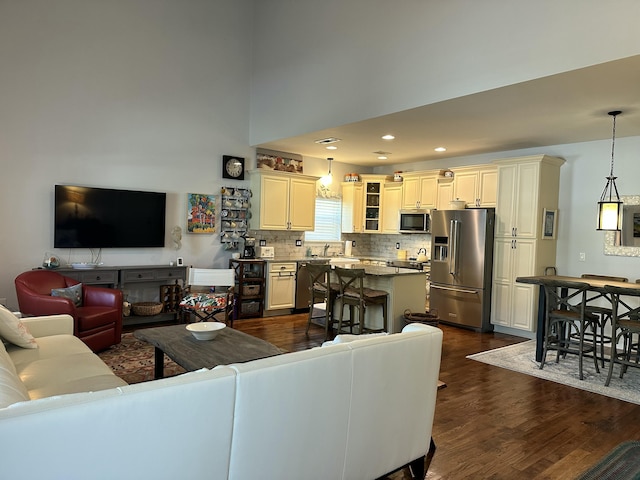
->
154, 346, 165, 379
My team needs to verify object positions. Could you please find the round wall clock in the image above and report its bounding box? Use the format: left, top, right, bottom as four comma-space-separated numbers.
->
222, 155, 245, 180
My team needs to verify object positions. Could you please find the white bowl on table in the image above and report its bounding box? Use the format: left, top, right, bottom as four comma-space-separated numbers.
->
186, 322, 226, 341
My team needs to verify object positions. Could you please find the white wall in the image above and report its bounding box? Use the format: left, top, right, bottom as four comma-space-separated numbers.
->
250, 0, 640, 145
0, 0, 253, 306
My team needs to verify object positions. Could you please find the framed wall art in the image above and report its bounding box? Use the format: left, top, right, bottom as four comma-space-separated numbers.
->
542, 208, 557, 240
256, 148, 303, 174
187, 193, 216, 233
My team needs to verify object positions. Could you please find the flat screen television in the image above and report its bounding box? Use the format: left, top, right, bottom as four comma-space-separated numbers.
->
54, 185, 166, 248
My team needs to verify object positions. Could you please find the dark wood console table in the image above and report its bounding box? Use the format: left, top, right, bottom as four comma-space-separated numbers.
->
57, 265, 187, 326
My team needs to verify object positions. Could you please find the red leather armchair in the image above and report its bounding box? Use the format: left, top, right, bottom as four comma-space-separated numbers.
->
15, 270, 123, 352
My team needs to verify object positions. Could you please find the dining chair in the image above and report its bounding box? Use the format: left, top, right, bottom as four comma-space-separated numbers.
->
579, 274, 628, 367
304, 263, 339, 340
537, 277, 599, 380
179, 268, 235, 326
602, 284, 640, 386
333, 267, 388, 335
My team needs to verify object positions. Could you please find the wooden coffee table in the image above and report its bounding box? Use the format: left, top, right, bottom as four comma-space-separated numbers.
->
134, 324, 283, 379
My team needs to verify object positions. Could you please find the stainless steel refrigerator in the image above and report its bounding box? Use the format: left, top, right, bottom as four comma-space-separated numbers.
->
430, 208, 495, 332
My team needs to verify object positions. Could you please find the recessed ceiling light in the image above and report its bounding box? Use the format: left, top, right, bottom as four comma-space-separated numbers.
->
381, 134, 395, 140
326, 145, 337, 150
378, 156, 388, 160
435, 147, 447, 152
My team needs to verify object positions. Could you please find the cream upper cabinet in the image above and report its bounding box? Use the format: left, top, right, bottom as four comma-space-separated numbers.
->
478, 168, 497, 207
341, 182, 364, 233
494, 161, 545, 238
452, 169, 478, 206
250, 171, 318, 231
436, 180, 453, 210
401, 174, 437, 209
381, 182, 402, 233
491, 154, 565, 332
361, 175, 388, 233
451, 166, 497, 207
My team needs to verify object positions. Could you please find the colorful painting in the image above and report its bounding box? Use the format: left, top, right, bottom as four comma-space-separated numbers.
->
187, 193, 216, 233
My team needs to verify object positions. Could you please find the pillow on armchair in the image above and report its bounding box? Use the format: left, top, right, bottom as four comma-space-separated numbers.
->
51, 283, 83, 307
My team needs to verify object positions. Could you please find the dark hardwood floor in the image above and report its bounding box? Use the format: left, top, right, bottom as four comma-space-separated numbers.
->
226, 312, 640, 480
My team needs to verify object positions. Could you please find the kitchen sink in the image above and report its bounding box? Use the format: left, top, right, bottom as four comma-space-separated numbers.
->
328, 258, 361, 266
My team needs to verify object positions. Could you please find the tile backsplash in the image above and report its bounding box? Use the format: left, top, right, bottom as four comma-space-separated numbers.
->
253, 230, 431, 260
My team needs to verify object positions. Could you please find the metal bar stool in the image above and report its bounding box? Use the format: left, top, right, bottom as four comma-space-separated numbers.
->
603, 284, 640, 386
580, 274, 628, 367
537, 277, 600, 380
305, 263, 339, 340
334, 267, 388, 335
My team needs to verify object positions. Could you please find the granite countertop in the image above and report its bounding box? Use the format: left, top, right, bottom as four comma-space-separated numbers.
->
345, 265, 427, 277
255, 257, 424, 276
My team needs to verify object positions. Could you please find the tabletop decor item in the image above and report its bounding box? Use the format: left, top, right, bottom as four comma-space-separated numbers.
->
42, 253, 60, 269
186, 321, 226, 341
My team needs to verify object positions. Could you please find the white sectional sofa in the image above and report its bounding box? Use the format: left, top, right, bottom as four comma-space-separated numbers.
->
0, 314, 443, 480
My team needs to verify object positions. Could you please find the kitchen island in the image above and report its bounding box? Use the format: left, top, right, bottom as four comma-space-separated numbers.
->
331, 265, 427, 334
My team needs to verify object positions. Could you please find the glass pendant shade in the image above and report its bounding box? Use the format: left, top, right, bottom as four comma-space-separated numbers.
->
320, 157, 333, 186
597, 200, 622, 231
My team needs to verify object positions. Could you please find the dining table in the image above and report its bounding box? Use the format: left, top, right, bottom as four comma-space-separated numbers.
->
515, 275, 640, 361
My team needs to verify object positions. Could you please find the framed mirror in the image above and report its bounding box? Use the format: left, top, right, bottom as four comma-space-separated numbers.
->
604, 195, 640, 256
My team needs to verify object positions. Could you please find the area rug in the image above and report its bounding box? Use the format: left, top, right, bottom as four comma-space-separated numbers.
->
577, 441, 640, 480
467, 340, 640, 405
98, 333, 186, 384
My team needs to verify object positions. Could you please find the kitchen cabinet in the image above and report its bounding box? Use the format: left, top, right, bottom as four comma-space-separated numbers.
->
266, 261, 297, 311
364, 180, 382, 233
436, 180, 453, 210
381, 182, 402, 233
451, 166, 497, 207
491, 155, 564, 332
401, 174, 437, 209
452, 169, 478, 206
491, 238, 537, 330
229, 259, 265, 319
341, 182, 364, 233
250, 170, 318, 231
478, 167, 497, 206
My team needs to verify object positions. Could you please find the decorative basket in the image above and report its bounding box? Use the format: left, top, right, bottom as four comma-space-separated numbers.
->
242, 285, 261, 296
403, 309, 439, 326
132, 302, 163, 316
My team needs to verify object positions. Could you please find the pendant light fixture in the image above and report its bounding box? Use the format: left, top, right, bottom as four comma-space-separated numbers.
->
597, 110, 623, 231
320, 157, 333, 186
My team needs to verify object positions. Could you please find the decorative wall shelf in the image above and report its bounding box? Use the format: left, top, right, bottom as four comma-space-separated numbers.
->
220, 186, 251, 250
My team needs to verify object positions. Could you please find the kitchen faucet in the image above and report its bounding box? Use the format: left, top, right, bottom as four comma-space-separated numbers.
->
323, 244, 330, 256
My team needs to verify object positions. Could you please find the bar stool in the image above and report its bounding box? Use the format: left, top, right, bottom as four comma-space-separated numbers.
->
580, 274, 628, 367
305, 263, 339, 340
334, 267, 388, 335
537, 277, 599, 380
603, 284, 640, 386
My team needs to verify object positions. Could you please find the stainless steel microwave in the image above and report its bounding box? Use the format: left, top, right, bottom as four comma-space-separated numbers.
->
399, 209, 430, 233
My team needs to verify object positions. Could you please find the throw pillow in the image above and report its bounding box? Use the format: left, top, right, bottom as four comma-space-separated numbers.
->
0, 305, 38, 349
51, 283, 83, 307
